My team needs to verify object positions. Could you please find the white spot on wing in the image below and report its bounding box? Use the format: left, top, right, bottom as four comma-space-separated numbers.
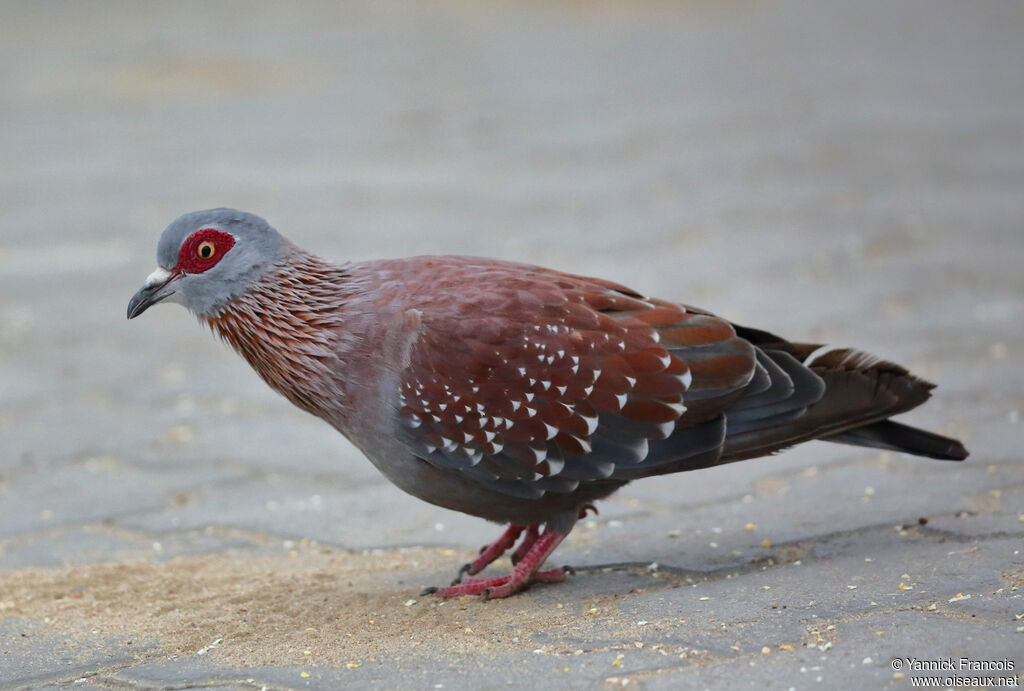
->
664, 400, 686, 416
653, 420, 675, 439
580, 412, 599, 435
569, 435, 592, 454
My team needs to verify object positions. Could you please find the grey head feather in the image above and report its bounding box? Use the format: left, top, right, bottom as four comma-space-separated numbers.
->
157, 208, 292, 317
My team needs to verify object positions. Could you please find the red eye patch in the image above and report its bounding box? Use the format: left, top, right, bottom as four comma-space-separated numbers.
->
177, 229, 236, 274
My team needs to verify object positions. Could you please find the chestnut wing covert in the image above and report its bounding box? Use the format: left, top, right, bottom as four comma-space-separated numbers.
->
391, 262, 761, 499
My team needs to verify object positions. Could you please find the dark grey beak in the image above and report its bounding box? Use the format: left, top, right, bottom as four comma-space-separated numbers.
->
127, 270, 179, 319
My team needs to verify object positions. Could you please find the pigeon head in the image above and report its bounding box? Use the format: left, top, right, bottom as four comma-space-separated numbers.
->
127, 208, 290, 319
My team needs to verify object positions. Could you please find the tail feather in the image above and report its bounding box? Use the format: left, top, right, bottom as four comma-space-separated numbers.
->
720, 324, 969, 462
823, 419, 968, 461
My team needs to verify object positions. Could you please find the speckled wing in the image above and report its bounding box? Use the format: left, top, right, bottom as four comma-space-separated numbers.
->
392, 264, 758, 499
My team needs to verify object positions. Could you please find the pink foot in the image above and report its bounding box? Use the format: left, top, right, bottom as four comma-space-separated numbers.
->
510, 525, 539, 566
424, 565, 572, 599
425, 528, 571, 600
451, 524, 525, 584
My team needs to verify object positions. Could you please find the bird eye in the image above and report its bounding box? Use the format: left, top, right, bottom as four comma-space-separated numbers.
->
197, 241, 216, 260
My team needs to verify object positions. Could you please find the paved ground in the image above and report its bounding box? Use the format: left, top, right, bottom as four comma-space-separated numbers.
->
1, 1, 1022, 689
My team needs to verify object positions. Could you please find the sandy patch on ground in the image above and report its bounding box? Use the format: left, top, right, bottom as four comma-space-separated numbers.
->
0, 546, 586, 668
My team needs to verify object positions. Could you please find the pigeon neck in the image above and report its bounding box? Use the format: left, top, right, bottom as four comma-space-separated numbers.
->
201, 248, 362, 420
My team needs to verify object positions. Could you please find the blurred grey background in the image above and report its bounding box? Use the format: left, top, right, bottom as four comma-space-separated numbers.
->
1, 1, 1022, 689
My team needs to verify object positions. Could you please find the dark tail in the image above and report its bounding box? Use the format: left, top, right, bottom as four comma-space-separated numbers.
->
719, 325, 970, 463
823, 419, 968, 460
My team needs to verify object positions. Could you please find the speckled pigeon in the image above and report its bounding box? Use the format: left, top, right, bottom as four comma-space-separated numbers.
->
128, 209, 968, 599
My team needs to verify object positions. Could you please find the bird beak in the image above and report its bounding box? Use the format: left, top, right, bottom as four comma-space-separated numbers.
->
127, 267, 180, 319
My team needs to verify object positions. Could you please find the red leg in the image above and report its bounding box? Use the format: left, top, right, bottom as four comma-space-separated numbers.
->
425, 526, 570, 600
510, 524, 539, 566
451, 524, 525, 584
